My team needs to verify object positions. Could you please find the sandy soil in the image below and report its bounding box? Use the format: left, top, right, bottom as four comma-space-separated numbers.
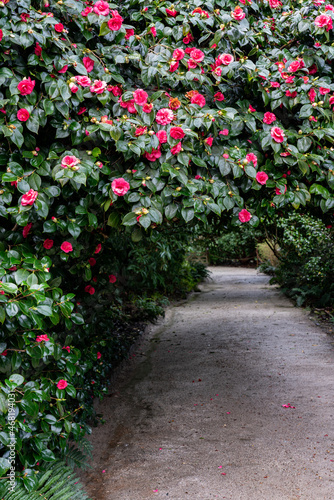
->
81, 267, 334, 500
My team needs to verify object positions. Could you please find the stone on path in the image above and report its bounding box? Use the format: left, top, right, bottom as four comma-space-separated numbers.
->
82, 267, 334, 500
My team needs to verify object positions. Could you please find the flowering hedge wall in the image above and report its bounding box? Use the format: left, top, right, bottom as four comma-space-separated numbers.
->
0, 0, 334, 491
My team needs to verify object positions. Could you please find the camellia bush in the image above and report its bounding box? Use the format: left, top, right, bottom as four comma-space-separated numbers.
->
0, 0, 334, 493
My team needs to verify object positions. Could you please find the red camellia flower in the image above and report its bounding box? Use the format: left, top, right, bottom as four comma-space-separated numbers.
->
143, 103, 153, 113
111, 178, 130, 196
170, 127, 185, 139
43, 239, 54, 249
95, 243, 102, 254
108, 10, 123, 31
75, 76, 91, 87
57, 379, 68, 390
231, 6, 246, 20
93, 0, 110, 16
23, 223, 32, 239
248, 105, 256, 112
135, 126, 147, 136
0, 30, 3, 42
172, 48, 185, 61
54, 23, 64, 33
156, 130, 167, 143
150, 26, 157, 37
271, 126, 285, 143
109, 274, 117, 283
133, 89, 148, 105
125, 28, 135, 39
238, 209, 252, 223
83, 56, 94, 73
97, 352, 102, 359
81, 6, 93, 16
85, 285, 95, 295
214, 92, 225, 101
315, 14, 333, 31
219, 129, 229, 136
89, 258, 96, 267
169, 61, 179, 72
288, 59, 304, 72
205, 137, 213, 147
21, 189, 38, 206
17, 109, 30, 122
319, 87, 330, 95
276, 185, 287, 195
269, 0, 282, 7
90, 80, 107, 94
61, 241, 73, 253
0, 350, 7, 356
156, 108, 174, 125
166, 7, 178, 17
256, 172, 269, 185
20, 13, 30, 22
17, 77, 35, 95
171, 142, 182, 155
62, 346, 70, 353
191, 93, 206, 107
144, 147, 162, 162
308, 88, 317, 103
36, 334, 49, 342
263, 112, 276, 124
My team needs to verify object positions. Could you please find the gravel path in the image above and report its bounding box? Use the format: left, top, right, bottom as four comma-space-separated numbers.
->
82, 267, 334, 500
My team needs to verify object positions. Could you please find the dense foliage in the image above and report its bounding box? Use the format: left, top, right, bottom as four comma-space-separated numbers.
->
0, 0, 334, 493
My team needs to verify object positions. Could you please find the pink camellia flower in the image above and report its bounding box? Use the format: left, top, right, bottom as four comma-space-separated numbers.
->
17, 77, 35, 95
43, 239, 54, 249
314, 14, 333, 31
111, 178, 130, 196
172, 48, 185, 61
156, 130, 167, 143
133, 89, 148, 105
108, 85, 122, 96
263, 112, 276, 124
35, 42, 42, 56
21, 13, 30, 22
231, 6, 246, 20
57, 379, 68, 390
150, 26, 157, 37
85, 285, 95, 295
188, 59, 197, 69
75, 76, 91, 87
23, 223, 32, 238
217, 53, 234, 65
81, 6, 93, 16
205, 137, 213, 147
171, 142, 182, 155
156, 108, 174, 125
17, 109, 30, 122
191, 93, 206, 107
57, 64, 68, 74
248, 104, 256, 112
219, 129, 229, 136
325, 4, 334, 10
329, 95, 334, 106
36, 334, 50, 342
170, 61, 179, 72
21, 189, 38, 206
144, 147, 162, 162
286, 90, 297, 98
308, 88, 317, 103
166, 7, 178, 16
62, 346, 70, 353
90, 80, 107, 94
93, 0, 110, 16
125, 28, 135, 39
170, 127, 185, 139
54, 23, 64, 33
95, 243, 102, 254
61, 241, 73, 253
97, 352, 102, 359
270, 81, 280, 88
238, 209, 252, 222
143, 103, 153, 113
109, 274, 117, 283
275, 185, 287, 195
135, 126, 147, 136
190, 48, 205, 63
319, 87, 330, 95
256, 171, 269, 185
246, 153, 258, 167
108, 10, 123, 31
89, 258, 96, 267
223, 153, 229, 158
270, 126, 285, 143
214, 92, 225, 101
83, 56, 94, 73
69, 82, 79, 93
288, 59, 304, 72
183, 33, 194, 44
61, 155, 80, 168
269, 0, 282, 7
195, 175, 202, 179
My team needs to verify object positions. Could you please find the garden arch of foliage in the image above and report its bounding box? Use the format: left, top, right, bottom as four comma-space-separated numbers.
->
0, 0, 333, 491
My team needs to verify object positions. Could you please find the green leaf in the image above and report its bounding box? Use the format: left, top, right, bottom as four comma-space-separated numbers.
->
9, 374, 24, 386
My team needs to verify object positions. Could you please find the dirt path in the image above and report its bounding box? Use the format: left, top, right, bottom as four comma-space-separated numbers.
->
82, 267, 334, 500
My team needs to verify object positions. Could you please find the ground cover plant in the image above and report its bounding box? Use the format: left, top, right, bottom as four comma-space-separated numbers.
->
0, 0, 334, 494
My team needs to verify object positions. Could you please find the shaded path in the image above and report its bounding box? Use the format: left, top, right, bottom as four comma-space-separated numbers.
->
82, 268, 334, 500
